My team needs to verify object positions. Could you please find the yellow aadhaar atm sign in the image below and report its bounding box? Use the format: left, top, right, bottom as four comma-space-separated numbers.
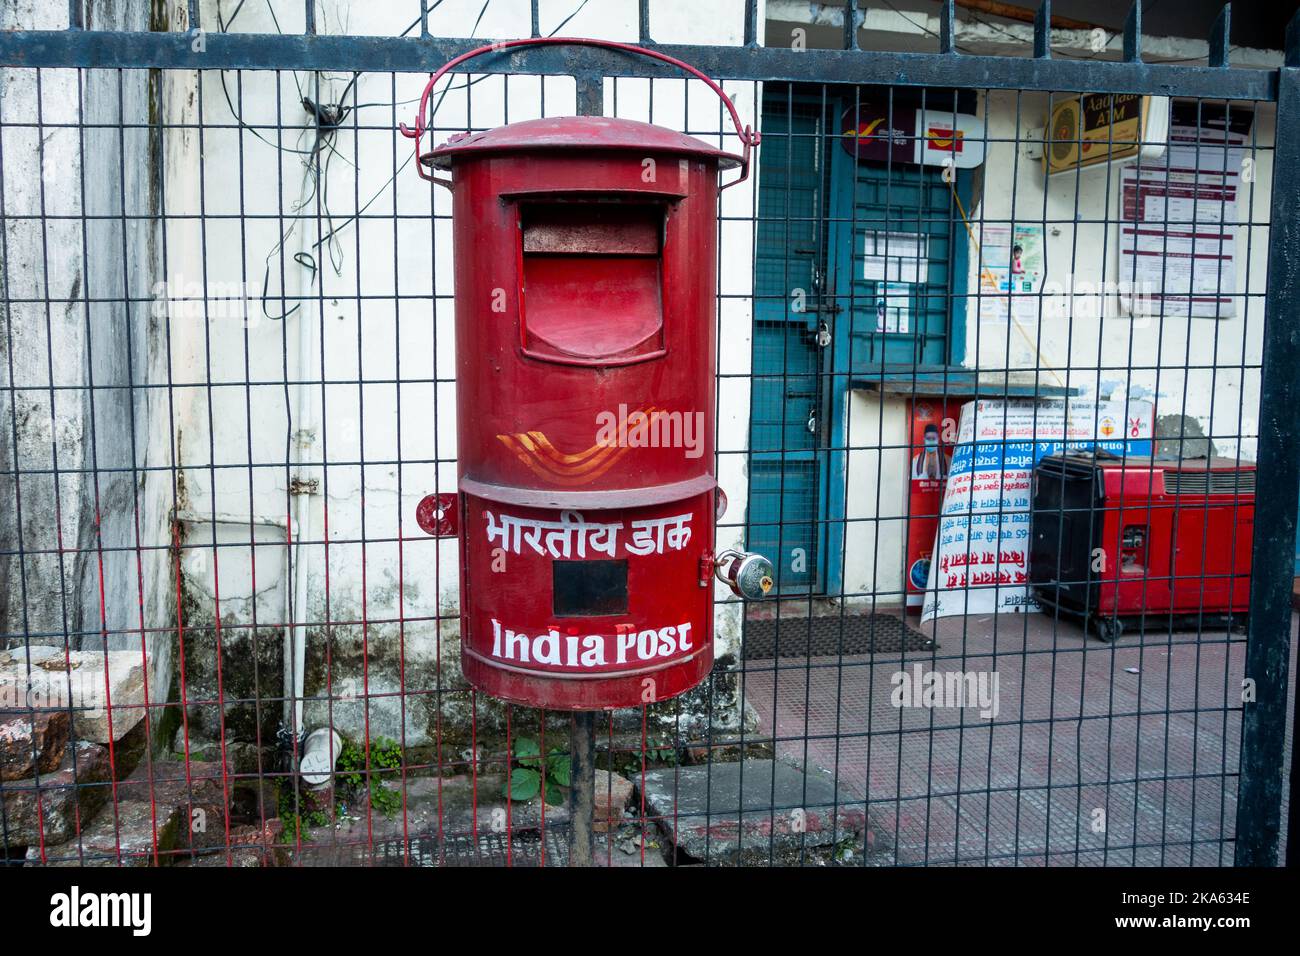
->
1044, 93, 1151, 175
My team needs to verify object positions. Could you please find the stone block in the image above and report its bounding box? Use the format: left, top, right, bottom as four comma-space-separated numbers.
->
592, 770, 633, 833
0, 709, 70, 781
0, 645, 148, 744
638, 759, 871, 865
1, 740, 110, 847
26, 799, 183, 866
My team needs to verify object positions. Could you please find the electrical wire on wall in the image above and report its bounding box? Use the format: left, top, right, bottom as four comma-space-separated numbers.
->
307, 0, 594, 258
221, 0, 590, 319
217, 0, 357, 319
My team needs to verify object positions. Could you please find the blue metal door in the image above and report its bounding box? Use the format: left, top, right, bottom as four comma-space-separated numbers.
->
747, 94, 834, 593
835, 150, 963, 371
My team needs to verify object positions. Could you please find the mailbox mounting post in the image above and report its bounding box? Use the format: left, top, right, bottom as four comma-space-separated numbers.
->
567, 69, 601, 872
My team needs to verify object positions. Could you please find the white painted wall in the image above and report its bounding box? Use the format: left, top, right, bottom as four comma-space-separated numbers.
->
842, 393, 910, 603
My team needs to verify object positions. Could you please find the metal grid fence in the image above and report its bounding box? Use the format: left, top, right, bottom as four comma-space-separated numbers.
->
0, 0, 1295, 868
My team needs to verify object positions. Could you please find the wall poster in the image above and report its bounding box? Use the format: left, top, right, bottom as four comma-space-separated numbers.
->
978, 223, 1046, 323
1119, 102, 1252, 318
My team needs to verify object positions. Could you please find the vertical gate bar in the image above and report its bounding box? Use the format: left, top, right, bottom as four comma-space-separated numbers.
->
1235, 53, 1300, 867
1122, 1, 1142, 62
155, 62, 189, 865
743, 0, 759, 48
82, 66, 127, 864
1224, 99, 1265, 866
389, 69, 413, 865
352, 60, 375, 861
575, 71, 603, 121
311, 66, 335, 862
1033, 0, 1051, 59
843, 0, 859, 51
0, 55, 33, 863
231, 67, 269, 866
33, 65, 84, 865
192, 54, 234, 863
939, 0, 956, 55
638, 0, 652, 45
1209, 4, 1231, 69
1292, 669, 1300, 865
114, 62, 159, 866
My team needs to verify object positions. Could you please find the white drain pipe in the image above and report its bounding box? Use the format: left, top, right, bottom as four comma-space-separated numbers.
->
283, 64, 342, 783
283, 120, 320, 749
288, 301, 314, 743
300, 727, 342, 788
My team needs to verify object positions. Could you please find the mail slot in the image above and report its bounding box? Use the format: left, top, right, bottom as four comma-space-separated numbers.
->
404, 39, 770, 710
519, 201, 666, 364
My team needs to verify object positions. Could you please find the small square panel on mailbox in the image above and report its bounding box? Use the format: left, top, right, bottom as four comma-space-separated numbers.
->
553, 559, 629, 617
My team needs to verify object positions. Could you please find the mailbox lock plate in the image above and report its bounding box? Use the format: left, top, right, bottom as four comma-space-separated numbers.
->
416, 493, 459, 537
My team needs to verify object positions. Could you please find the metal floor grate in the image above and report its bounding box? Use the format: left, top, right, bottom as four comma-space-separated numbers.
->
373, 827, 573, 867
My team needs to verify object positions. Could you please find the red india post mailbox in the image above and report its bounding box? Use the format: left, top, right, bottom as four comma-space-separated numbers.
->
405, 39, 770, 710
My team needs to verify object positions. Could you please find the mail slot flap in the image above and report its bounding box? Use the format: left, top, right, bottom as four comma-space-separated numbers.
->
522, 203, 663, 256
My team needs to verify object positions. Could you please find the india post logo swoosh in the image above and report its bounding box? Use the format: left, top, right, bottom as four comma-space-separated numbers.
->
843, 118, 886, 141
496, 407, 659, 486
926, 126, 964, 152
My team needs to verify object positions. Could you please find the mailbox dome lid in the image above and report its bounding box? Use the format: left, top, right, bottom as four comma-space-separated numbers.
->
423, 116, 742, 170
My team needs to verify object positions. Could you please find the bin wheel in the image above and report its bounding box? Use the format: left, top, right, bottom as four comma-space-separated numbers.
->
1096, 617, 1124, 643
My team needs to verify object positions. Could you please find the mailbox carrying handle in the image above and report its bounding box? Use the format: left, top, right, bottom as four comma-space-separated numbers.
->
399, 37, 760, 191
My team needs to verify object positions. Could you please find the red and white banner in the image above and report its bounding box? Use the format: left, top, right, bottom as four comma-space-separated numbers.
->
920, 399, 1154, 622
905, 398, 960, 610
